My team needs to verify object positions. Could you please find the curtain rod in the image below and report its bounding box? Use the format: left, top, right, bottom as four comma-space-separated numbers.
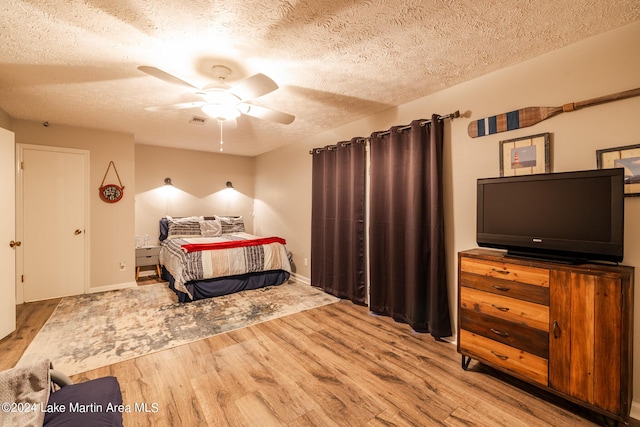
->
309, 110, 460, 155
374, 110, 460, 137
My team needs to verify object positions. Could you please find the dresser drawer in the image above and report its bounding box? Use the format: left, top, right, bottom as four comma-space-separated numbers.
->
460, 287, 549, 331
136, 255, 159, 267
460, 257, 550, 287
459, 329, 548, 386
460, 308, 549, 358
459, 270, 549, 305
136, 246, 161, 257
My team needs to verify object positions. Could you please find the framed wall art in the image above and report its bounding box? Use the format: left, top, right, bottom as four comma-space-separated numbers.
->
596, 143, 640, 197
499, 133, 550, 177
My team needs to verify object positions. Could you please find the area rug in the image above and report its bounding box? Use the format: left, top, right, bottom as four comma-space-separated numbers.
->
19, 281, 339, 376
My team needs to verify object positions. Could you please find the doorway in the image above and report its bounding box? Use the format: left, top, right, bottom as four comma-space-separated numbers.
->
17, 144, 89, 302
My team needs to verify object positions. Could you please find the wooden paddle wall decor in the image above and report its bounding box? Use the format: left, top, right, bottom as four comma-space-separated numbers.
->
468, 87, 640, 138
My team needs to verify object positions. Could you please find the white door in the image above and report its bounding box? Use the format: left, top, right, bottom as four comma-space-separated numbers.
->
0, 128, 16, 340
20, 145, 88, 302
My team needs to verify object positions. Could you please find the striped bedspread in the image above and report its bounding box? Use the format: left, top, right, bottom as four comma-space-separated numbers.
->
159, 232, 291, 299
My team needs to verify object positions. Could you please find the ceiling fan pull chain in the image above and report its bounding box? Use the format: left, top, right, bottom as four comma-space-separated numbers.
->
219, 120, 224, 152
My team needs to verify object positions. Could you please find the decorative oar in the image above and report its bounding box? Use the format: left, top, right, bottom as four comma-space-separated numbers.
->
468, 87, 640, 138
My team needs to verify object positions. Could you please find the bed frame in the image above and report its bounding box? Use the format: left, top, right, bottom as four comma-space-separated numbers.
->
161, 266, 290, 302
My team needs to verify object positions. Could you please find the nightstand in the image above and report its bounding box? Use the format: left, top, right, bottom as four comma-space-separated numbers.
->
135, 246, 161, 280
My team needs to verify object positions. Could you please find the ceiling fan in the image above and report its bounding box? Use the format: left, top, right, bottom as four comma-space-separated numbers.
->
137, 65, 295, 127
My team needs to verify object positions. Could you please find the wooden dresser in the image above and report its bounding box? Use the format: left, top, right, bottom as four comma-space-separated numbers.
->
458, 249, 634, 425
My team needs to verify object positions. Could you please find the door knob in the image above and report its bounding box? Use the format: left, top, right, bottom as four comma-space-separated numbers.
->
74, 229, 83, 235
9, 240, 22, 248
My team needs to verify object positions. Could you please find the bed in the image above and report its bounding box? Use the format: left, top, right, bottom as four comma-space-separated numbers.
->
159, 216, 291, 302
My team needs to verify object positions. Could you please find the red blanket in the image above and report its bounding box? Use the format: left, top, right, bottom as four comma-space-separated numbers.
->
181, 236, 286, 253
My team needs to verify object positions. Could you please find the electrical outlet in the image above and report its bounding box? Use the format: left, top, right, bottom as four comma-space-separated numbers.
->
303, 258, 309, 266
119, 262, 126, 271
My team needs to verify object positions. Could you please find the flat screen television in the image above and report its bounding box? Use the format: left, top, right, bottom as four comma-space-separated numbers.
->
476, 168, 624, 263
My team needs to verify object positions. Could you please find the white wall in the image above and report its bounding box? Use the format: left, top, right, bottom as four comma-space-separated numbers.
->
254, 20, 640, 414
134, 144, 256, 245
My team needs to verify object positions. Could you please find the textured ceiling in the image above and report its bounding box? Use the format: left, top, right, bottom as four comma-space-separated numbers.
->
0, 1, 638, 156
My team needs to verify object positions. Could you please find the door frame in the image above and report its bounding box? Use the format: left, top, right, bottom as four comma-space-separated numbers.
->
0, 127, 16, 340
16, 144, 90, 304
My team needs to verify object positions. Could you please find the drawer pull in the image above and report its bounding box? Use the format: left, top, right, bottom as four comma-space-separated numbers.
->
491, 304, 510, 312
491, 268, 510, 275
491, 285, 511, 292
490, 351, 508, 361
490, 328, 509, 338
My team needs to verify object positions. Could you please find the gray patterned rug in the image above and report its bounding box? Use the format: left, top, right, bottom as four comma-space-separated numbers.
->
19, 281, 339, 376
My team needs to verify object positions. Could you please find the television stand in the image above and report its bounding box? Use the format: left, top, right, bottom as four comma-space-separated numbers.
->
458, 248, 634, 425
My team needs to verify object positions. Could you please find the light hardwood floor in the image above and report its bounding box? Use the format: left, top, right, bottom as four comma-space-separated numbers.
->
0, 292, 610, 426
0, 297, 60, 371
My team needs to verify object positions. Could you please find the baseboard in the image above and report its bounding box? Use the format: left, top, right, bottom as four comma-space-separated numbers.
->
290, 273, 310, 286
86, 281, 137, 294
628, 401, 640, 425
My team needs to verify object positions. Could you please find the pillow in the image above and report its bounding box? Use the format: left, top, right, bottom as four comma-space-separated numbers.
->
167, 219, 202, 239
215, 215, 245, 233
160, 216, 205, 241
166, 215, 204, 222
159, 218, 170, 241
199, 219, 222, 237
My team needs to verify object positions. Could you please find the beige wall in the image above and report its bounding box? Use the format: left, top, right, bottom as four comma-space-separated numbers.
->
0, 109, 12, 130
134, 144, 255, 245
2, 17, 639, 417
254, 20, 640, 412
12, 120, 136, 291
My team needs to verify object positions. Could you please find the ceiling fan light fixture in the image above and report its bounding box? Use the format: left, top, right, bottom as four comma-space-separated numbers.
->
204, 89, 241, 105
201, 104, 241, 121
139, 65, 295, 127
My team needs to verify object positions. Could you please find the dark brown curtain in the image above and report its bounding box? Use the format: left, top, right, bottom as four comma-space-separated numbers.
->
369, 115, 452, 338
311, 138, 366, 304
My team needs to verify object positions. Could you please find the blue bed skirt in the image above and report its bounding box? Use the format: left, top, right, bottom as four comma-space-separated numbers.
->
162, 266, 290, 302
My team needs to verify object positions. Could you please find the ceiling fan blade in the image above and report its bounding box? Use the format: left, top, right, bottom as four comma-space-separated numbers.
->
243, 104, 295, 125
229, 73, 279, 101
138, 66, 200, 90
144, 101, 206, 112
